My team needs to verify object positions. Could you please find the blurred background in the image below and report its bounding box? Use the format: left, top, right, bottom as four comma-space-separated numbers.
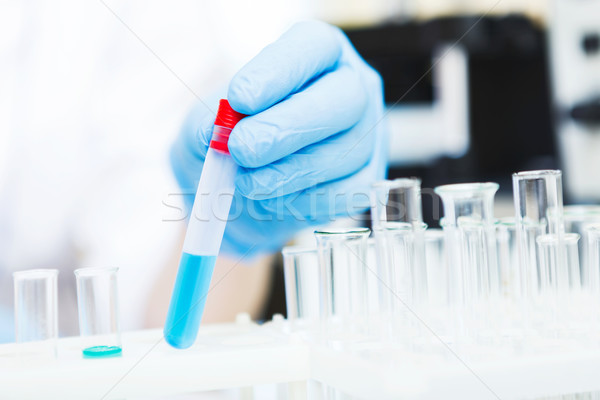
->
0, 0, 598, 338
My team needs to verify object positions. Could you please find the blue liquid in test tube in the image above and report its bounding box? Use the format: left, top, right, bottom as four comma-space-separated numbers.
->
164, 100, 246, 349
164, 254, 217, 348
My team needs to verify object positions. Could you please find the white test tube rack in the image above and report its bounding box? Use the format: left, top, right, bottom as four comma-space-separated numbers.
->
2, 313, 600, 399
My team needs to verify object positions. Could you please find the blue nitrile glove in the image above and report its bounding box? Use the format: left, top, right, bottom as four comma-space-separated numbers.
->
171, 21, 387, 259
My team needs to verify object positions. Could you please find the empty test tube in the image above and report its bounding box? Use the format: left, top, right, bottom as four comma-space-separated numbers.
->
565, 207, 600, 290
585, 225, 600, 294
435, 183, 499, 306
513, 170, 565, 299
496, 218, 519, 298
425, 229, 447, 306
282, 246, 320, 330
566, 234, 582, 291
75, 267, 121, 358
564, 206, 600, 235
536, 234, 579, 297
458, 218, 492, 301
380, 222, 415, 310
371, 178, 427, 313
366, 238, 381, 315
315, 228, 370, 342
564, 206, 600, 288
371, 178, 423, 229
13, 269, 59, 357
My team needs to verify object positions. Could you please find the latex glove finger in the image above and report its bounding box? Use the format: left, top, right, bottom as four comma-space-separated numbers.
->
235, 110, 377, 199
227, 20, 344, 114
228, 64, 367, 168
257, 101, 388, 219
257, 154, 379, 220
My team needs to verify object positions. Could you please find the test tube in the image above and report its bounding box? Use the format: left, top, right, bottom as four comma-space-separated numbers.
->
378, 222, 420, 343
380, 222, 415, 310
536, 233, 580, 334
434, 182, 499, 305
435, 183, 498, 341
565, 207, 600, 290
75, 267, 121, 358
370, 178, 426, 313
366, 238, 381, 315
564, 205, 600, 235
370, 178, 423, 229
536, 234, 579, 296
512, 170, 564, 299
585, 225, 600, 294
13, 269, 59, 357
164, 100, 247, 349
424, 229, 447, 307
458, 218, 491, 301
282, 246, 320, 330
566, 234, 582, 292
315, 227, 370, 342
496, 218, 520, 298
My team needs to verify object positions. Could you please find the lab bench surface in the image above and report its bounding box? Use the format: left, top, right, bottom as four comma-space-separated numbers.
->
1, 317, 600, 399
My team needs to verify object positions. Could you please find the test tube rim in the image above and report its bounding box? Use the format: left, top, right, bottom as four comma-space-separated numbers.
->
424, 228, 444, 240
585, 223, 600, 238
564, 205, 600, 219
512, 169, 561, 180
434, 182, 499, 197
371, 177, 421, 190
536, 232, 580, 245
457, 216, 499, 229
281, 245, 317, 256
379, 221, 421, 232
12, 269, 59, 280
314, 227, 371, 236
498, 217, 516, 227
74, 267, 119, 277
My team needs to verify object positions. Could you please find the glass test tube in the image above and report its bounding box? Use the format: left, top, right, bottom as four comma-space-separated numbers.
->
458, 218, 491, 301
585, 225, 600, 294
424, 228, 447, 307
512, 170, 564, 299
536, 233, 580, 334
379, 222, 423, 343
13, 269, 59, 357
536, 233, 580, 297
435, 183, 499, 306
496, 218, 520, 298
371, 178, 423, 229
315, 228, 370, 342
370, 178, 426, 313
381, 223, 415, 311
75, 267, 121, 358
366, 238, 381, 315
282, 246, 320, 331
565, 207, 600, 290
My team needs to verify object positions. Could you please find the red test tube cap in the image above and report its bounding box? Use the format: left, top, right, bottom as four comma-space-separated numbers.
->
210, 99, 247, 154
214, 99, 246, 129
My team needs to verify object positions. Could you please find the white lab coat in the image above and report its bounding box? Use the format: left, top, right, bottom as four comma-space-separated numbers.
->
0, 0, 307, 340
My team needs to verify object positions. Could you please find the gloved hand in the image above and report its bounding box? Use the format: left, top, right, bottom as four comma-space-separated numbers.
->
171, 20, 387, 259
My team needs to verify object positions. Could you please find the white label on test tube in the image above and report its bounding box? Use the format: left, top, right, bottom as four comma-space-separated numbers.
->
183, 145, 238, 256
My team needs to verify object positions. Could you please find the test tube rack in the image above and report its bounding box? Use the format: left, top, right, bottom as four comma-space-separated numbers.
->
2, 313, 600, 399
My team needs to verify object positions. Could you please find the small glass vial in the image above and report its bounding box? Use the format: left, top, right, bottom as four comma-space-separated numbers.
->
13, 269, 59, 358
75, 267, 121, 358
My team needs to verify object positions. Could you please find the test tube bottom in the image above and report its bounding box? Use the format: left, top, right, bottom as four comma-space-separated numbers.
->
164, 253, 217, 349
82, 345, 122, 358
